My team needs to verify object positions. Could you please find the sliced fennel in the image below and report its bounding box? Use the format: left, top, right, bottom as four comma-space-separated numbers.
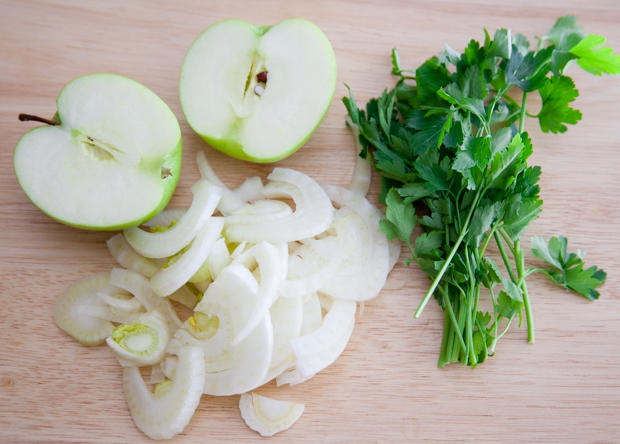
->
106, 310, 171, 366
124, 179, 223, 258
150, 218, 225, 296
109, 268, 182, 330
232, 176, 264, 202
239, 393, 304, 437
142, 208, 188, 228
345, 116, 371, 196
207, 237, 232, 280
97, 292, 144, 312
202, 312, 273, 396
297, 315, 355, 377
123, 345, 205, 440
320, 184, 391, 301
167, 302, 236, 373
262, 295, 303, 384
225, 199, 293, 225
53, 273, 117, 346
226, 168, 334, 243
107, 234, 159, 278
291, 298, 356, 360
196, 150, 244, 215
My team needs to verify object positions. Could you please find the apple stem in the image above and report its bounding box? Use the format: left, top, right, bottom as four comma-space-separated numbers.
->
18, 114, 60, 126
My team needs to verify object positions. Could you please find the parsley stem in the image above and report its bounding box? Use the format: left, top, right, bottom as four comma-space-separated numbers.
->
494, 231, 517, 283
415, 186, 483, 318
519, 91, 529, 133
438, 285, 467, 353
515, 240, 535, 343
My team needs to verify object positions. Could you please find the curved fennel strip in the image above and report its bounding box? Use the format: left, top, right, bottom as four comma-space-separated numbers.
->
291, 298, 356, 360
97, 292, 144, 312
226, 168, 334, 243
150, 218, 225, 296
107, 234, 159, 278
110, 268, 182, 330
280, 243, 343, 298
232, 176, 264, 203
320, 184, 390, 301
168, 286, 198, 310
276, 367, 315, 387
388, 237, 401, 271
167, 303, 236, 373
239, 393, 305, 437
202, 312, 273, 396
124, 179, 223, 258
301, 292, 323, 336
262, 295, 303, 384
142, 208, 188, 228
345, 116, 371, 196
296, 315, 355, 377
207, 237, 232, 280
53, 273, 117, 346
106, 310, 171, 366
196, 150, 244, 215
123, 345, 205, 440
78, 304, 142, 325
228, 242, 282, 345
225, 200, 293, 225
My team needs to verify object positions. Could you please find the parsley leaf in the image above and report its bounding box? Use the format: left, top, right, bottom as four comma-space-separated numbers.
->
570, 34, 620, 75
380, 188, 417, 244
530, 236, 607, 300
537, 75, 582, 133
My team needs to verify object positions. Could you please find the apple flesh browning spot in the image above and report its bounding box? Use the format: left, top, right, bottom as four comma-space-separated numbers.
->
180, 18, 337, 163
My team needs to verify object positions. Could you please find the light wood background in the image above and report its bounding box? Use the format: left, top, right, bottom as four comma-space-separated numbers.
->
1, 1, 619, 443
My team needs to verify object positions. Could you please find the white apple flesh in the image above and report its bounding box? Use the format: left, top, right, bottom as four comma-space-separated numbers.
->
14, 74, 182, 230
180, 18, 337, 163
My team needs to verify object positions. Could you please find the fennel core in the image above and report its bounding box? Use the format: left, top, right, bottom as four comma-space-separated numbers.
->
343, 15, 612, 368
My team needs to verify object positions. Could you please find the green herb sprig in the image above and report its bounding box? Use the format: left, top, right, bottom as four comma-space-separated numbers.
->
344, 16, 613, 367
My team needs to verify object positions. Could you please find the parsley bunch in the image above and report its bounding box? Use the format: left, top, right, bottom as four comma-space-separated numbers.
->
343, 16, 613, 367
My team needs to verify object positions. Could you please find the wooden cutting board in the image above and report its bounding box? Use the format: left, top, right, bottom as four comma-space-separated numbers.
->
1, 1, 619, 442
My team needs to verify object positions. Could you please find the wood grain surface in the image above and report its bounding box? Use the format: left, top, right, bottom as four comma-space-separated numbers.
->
1, 1, 619, 443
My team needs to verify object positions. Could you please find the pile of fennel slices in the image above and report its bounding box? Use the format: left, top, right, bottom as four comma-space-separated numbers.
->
53, 137, 399, 439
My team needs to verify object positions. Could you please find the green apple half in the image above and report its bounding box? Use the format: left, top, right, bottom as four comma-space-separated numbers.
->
14, 74, 182, 230
179, 18, 337, 163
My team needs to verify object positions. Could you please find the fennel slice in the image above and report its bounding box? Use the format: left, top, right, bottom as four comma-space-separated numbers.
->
232, 176, 264, 202
296, 315, 355, 377
141, 208, 188, 228
202, 312, 273, 397
291, 298, 356, 360
320, 184, 391, 302
226, 167, 334, 243
239, 393, 305, 437
110, 268, 182, 331
207, 236, 232, 281
262, 295, 303, 384
150, 218, 225, 297
106, 310, 171, 366
123, 345, 205, 440
53, 273, 116, 346
107, 233, 159, 278
167, 302, 236, 373
124, 179, 223, 258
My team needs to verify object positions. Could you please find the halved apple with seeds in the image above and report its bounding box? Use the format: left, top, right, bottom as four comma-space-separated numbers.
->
179, 18, 337, 163
13, 74, 182, 230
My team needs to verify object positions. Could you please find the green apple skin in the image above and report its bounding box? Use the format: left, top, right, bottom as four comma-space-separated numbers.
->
179, 19, 337, 163
14, 74, 182, 231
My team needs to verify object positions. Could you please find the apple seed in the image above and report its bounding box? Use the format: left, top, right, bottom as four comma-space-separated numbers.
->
256, 71, 268, 83
254, 85, 265, 96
